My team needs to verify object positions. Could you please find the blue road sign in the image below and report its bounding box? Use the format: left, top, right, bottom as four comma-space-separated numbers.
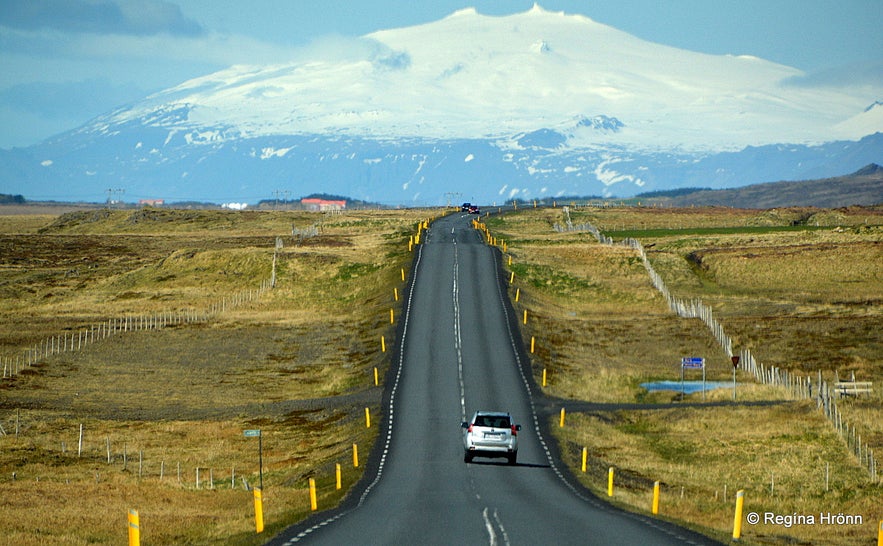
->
681, 357, 705, 369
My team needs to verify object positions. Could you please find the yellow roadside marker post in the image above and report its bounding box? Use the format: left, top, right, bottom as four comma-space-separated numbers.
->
309, 479, 317, 511
732, 490, 745, 540
652, 481, 660, 515
254, 489, 264, 533
127, 509, 140, 546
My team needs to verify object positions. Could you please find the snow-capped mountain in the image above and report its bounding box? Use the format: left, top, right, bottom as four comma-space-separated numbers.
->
2, 4, 881, 205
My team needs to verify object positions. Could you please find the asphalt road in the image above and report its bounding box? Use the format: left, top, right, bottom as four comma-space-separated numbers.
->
269, 212, 722, 545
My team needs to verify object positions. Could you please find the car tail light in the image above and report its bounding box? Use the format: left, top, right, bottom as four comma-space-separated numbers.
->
468, 424, 474, 433
510, 425, 518, 436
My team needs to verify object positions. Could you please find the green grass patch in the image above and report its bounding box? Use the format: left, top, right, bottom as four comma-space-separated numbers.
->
605, 224, 836, 240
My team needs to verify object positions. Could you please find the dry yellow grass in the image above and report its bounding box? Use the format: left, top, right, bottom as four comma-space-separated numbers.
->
0, 416, 371, 545
555, 406, 879, 546
486, 205, 883, 545
4, 204, 879, 544
0, 207, 433, 544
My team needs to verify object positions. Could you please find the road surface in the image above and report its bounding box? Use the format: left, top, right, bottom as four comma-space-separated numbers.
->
269, 212, 721, 545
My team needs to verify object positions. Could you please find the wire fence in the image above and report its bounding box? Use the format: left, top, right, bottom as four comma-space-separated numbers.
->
555, 212, 878, 482
1, 278, 274, 380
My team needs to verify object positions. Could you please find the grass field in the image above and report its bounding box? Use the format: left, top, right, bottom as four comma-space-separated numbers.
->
0, 207, 430, 545
2, 203, 881, 545
486, 205, 883, 545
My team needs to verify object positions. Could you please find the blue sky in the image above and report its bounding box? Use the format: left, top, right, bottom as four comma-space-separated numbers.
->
1, 0, 881, 149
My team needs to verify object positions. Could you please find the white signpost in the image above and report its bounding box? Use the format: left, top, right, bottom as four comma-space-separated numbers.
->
681, 357, 706, 400
243, 429, 263, 491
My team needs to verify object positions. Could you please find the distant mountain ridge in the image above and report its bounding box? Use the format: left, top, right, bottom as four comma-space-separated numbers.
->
853, 163, 883, 176
0, 5, 880, 205
646, 164, 883, 208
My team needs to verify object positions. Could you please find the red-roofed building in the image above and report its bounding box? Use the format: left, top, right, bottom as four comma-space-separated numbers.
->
301, 198, 346, 211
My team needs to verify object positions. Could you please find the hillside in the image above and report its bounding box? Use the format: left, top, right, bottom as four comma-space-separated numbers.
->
648, 164, 883, 208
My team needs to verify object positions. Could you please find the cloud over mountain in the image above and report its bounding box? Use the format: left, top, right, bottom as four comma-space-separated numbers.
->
0, 0, 204, 36
93, 5, 878, 150
1, 5, 880, 204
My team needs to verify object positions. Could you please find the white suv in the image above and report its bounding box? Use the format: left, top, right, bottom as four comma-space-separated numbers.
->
461, 411, 521, 465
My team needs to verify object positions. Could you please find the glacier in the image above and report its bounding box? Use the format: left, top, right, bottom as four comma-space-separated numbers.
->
1, 4, 880, 204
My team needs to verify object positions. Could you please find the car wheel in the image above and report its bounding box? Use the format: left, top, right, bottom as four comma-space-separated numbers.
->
464, 452, 473, 463
507, 453, 517, 465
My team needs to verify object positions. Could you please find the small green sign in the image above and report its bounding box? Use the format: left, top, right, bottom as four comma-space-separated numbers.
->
243, 429, 261, 437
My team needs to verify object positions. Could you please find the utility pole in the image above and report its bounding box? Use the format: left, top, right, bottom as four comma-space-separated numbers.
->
272, 190, 291, 209
105, 188, 125, 207
444, 192, 462, 208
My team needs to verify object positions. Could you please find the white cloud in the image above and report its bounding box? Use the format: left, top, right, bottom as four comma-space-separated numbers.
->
65, 31, 301, 66
0, 26, 383, 148
0, 0, 204, 37
0, 16, 310, 74
783, 59, 883, 89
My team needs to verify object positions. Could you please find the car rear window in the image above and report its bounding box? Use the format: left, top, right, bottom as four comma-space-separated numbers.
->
475, 415, 510, 428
